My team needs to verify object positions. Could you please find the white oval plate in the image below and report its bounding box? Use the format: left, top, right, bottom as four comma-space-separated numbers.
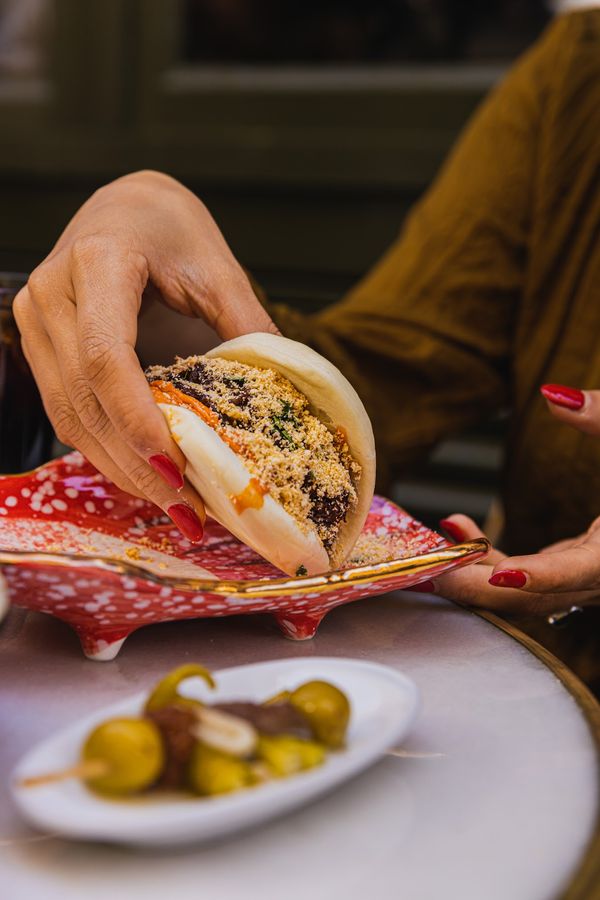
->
11, 657, 419, 847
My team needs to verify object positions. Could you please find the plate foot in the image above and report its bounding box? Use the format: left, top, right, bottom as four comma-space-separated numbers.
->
75, 628, 131, 661
274, 609, 326, 640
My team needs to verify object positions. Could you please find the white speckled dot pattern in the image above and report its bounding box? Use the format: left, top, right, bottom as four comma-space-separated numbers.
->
0, 453, 485, 659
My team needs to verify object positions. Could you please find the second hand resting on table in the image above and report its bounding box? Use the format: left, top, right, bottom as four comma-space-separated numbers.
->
431, 387, 600, 616
12, 171, 600, 619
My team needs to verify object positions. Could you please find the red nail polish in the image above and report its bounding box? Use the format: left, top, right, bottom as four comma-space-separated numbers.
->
540, 384, 584, 411
168, 503, 204, 543
489, 569, 527, 589
439, 519, 464, 543
149, 454, 184, 491
405, 580, 436, 593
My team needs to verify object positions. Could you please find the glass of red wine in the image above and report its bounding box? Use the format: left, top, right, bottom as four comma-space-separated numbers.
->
0, 272, 54, 473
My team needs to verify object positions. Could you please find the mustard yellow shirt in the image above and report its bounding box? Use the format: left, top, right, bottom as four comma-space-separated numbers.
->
268, 11, 600, 562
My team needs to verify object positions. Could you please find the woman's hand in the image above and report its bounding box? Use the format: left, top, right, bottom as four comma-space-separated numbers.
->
420, 386, 600, 615
13, 171, 278, 541
427, 513, 600, 616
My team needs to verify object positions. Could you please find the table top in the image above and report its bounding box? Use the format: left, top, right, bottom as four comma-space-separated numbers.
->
1, 592, 598, 900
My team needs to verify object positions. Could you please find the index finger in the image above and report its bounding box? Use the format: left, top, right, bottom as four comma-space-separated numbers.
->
490, 542, 600, 595
71, 236, 188, 473
435, 561, 598, 616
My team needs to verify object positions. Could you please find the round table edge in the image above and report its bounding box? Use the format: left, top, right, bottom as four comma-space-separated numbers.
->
473, 608, 600, 900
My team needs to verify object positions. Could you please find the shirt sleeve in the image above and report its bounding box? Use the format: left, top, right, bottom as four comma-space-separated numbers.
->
267, 19, 562, 484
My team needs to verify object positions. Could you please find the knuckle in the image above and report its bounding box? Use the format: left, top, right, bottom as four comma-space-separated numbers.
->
71, 380, 112, 441
80, 337, 115, 385
125, 459, 161, 498
70, 233, 112, 269
27, 263, 56, 300
49, 398, 82, 446
121, 169, 184, 199
25, 262, 58, 315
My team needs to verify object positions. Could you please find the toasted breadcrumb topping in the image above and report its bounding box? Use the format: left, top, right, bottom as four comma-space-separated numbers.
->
146, 355, 360, 552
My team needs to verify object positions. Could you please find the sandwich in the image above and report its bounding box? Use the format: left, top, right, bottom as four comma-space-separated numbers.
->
146, 333, 375, 577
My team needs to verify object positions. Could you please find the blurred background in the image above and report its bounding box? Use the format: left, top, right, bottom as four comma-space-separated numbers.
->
0, 0, 553, 527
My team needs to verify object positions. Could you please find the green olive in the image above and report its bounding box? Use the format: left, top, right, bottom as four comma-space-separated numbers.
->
188, 743, 254, 796
289, 681, 350, 748
82, 718, 164, 796
144, 664, 215, 713
257, 735, 326, 777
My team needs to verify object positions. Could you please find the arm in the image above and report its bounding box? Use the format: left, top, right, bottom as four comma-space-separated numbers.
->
269, 23, 560, 478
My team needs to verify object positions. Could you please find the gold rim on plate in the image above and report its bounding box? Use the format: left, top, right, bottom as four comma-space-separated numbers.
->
0, 538, 490, 597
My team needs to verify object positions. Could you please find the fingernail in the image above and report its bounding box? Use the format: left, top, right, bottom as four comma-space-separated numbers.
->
540, 384, 584, 411
489, 569, 527, 588
168, 503, 204, 543
439, 518, 464, 543
405, 580, 436, 593
149, 454, 184, 491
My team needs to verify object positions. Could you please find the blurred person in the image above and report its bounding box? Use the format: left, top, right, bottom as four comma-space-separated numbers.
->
12, 6, 600, 688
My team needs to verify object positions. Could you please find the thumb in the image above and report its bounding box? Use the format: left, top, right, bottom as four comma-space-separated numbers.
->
189, 267, 280, 341
211, 272, 282, 341
440, 514, 505, 565
540, 384, 600, 436
439, 514, 487, 543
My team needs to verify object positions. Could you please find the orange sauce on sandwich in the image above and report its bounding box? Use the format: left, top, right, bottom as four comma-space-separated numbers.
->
150, 379, 248, 456
150, 380, 220, 428
230, 478, 268, 514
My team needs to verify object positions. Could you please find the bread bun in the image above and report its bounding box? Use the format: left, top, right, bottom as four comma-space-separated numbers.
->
153, 333, 375, 576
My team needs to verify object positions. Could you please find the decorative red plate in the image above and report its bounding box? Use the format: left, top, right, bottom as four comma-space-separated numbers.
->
0, 453, 488, 660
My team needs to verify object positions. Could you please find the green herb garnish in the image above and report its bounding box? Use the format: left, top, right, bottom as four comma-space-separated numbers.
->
271, 418, 296, 447
226, 376, 246, 386
271, 400, 299, 447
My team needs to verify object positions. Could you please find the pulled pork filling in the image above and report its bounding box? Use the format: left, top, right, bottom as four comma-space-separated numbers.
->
145, 355, 360, 551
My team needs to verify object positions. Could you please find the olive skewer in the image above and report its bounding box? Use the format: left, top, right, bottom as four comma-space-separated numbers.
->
17, 707, 258, 794
17, 665, 351, 800
18, 717, 165, 795
18, 758, 110, 789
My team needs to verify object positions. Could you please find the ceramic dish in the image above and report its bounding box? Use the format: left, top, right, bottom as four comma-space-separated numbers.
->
11, 657, 419, 847
0, 453, 489, 660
